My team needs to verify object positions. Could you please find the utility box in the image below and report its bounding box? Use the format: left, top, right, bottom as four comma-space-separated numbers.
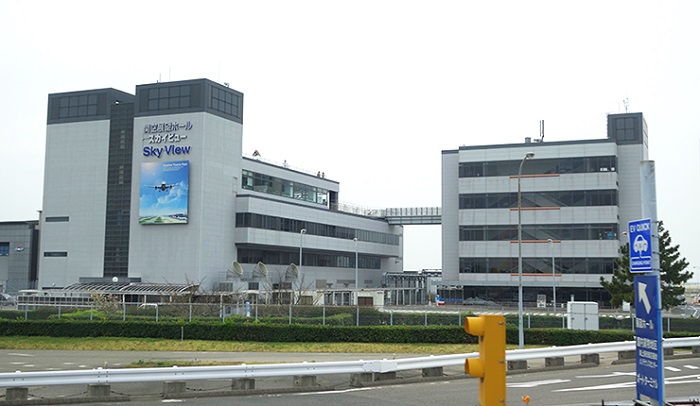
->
567, 301, 599, 330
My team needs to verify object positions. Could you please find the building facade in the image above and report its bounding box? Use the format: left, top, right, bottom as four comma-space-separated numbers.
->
38, 79, 403, 297
0, 221, 38, 294
440, 113, 648, 305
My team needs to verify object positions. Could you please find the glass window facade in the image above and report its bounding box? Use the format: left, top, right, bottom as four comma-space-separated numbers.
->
459, 224, 618, 241
236, 213, 400, 246
238, 248, 381, 270
459, 155, 616, 177
103, 102, 134, 278
241, 170, 329, 206
459, 256, 615, 275
144, 84, 201, 112
209, 85, 242, 120
459, 189, 618, 209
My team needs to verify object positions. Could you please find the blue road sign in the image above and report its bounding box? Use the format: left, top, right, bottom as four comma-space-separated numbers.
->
634, 274, 664, 403
628, 218, 653, 273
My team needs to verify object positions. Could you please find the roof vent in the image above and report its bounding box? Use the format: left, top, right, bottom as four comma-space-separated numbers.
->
525, 137, 531, 144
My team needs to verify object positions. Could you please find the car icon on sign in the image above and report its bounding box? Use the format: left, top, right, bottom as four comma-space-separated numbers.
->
633, 234, 648, 255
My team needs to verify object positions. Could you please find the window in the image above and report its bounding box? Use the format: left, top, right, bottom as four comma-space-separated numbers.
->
0, 242, 9, 256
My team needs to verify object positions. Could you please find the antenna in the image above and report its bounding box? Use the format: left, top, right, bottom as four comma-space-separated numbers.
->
540, 120, 544, 142
623, 98, 629, 113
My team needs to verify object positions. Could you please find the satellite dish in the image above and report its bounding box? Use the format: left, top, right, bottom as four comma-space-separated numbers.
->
232, 261, 243, 276
256, 261, 268, 277
289, 263, 299, 278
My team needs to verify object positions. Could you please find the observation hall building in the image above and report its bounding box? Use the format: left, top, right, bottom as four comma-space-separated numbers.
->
38, 79, 403, 299
440, 113, 648, 305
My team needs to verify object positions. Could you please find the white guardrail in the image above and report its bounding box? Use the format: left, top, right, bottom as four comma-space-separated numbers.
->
0, 337, 698, 388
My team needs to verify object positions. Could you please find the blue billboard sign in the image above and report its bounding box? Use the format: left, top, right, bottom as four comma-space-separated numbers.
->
628, 218, 653, 273
634, 274, 664, 403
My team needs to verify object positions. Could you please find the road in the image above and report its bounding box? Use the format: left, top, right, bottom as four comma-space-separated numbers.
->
2, 350, 700, 405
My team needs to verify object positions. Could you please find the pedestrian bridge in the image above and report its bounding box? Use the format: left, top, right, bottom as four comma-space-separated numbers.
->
383, 207, 441, 225
335, 204, 441, 225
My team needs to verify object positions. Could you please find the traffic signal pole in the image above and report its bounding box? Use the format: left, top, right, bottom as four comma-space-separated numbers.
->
464, 314, 506, 406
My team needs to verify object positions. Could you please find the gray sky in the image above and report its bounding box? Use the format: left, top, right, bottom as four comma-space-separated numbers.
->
1, 1, 699, 281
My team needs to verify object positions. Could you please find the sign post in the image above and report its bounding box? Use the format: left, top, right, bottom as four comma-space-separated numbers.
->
634, 274, 664, 404
630, 216, 663, 405
628, 218, 653, 274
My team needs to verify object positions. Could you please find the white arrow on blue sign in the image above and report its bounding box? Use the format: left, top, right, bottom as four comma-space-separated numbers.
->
628, 218, 653, 273
634, 274, 664, 403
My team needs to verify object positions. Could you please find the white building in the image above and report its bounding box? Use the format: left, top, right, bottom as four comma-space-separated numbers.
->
38, 79, 403, 300
440, 113, 648, 305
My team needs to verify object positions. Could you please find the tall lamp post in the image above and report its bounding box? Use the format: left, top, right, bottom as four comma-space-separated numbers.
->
517, 152, 535, 349
299, 229, 306, 273
548, 238, 556, 314
353, 238, 359, 306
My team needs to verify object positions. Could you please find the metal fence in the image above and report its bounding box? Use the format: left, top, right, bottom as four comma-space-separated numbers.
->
3, 303, 700, 332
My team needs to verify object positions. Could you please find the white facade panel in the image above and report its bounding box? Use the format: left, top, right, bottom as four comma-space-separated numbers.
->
39, 120, 111, 288
459, 206, 618, 226
129, 112, 242, 288
441, 151, 460, 280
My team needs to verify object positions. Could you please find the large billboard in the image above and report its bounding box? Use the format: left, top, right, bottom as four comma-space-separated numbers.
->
139, 160, 189, 224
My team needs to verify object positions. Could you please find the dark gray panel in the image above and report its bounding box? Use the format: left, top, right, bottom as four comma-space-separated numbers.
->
135, 78, 244, 124
47, 88, 134, 125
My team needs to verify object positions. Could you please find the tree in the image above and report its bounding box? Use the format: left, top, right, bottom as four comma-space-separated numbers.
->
600, 221, 693, 310
600, 243, 634, 309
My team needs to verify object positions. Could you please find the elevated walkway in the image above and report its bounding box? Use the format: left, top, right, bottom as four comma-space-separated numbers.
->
334, 204, 441, 225
383, 207, 441, 225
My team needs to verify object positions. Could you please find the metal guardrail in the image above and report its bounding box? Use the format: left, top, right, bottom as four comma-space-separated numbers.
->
1, 337, 698, 388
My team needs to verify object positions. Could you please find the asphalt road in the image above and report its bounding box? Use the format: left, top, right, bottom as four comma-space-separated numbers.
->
3, 350, 700, 405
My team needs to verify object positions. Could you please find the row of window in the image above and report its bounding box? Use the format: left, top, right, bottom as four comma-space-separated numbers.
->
238, 249, 381, 270
241, 170, 329, 206
144, 84, 199, 112
236, 213, 400, 246
459, 257, 615, 275
459, 224, 618, 241
459, 156, 617, 178
209, 85, 242, 119
53, 93, 106, 119
459, 189, 618, 209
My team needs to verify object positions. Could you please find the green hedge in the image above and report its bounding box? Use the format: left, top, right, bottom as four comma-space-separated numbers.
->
3, 318, 692, 346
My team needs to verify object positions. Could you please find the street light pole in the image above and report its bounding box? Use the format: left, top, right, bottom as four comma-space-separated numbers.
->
518, 152, 534, 350
299, 229, 306, 273
353, 238, 359, 306
548, 238, 556, 314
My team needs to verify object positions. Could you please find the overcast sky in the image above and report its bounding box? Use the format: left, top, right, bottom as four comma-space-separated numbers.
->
1, 1, 699, 281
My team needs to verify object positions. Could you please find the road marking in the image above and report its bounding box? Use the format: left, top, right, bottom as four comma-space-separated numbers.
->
554, 381, 635, 392
576, 371, 635, 379
684, 365, 699, 370
665, 366, 682, 372
6, 353, 33, 357
508, 379, 570, 388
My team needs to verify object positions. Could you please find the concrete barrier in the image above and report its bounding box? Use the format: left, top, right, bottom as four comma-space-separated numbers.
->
294, 375, 316, 387
351, 372, 373, 387
581, 353, 600, 365
232, 378, 255, 390
87, 383, 111, 397
507, 360, 528, 371
545, 357, 565, 367
5, 387, 29, 401
422, 366, 443, 377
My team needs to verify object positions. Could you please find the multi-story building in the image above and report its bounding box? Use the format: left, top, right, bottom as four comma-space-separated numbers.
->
0, 221, 38, 294
38, 79, 403, 301
440, 113, 648, 305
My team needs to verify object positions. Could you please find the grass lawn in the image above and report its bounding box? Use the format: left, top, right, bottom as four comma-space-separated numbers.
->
0, 336, 474, 355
